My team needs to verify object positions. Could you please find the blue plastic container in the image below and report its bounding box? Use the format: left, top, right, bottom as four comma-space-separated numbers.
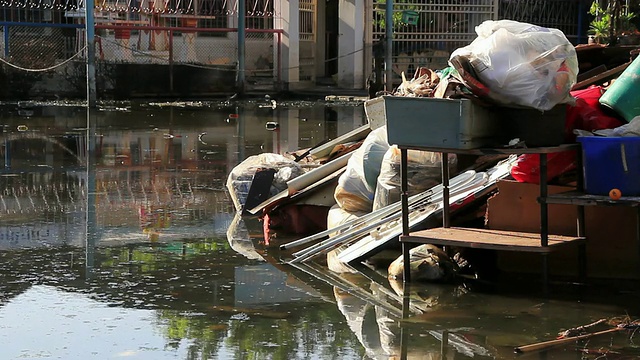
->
577, 136, 640, 196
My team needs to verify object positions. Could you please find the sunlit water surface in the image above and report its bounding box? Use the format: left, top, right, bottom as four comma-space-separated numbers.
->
0, 100, 639, 360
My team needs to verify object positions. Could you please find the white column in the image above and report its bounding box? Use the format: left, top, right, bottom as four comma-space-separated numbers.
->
272, 109, 299, 154
337, 0, 365, 89
315, 0, 326, 78
336, 107, 364, 135
275, 0, 300, 87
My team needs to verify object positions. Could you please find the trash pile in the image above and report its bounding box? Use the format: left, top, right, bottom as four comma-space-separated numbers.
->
363, 19, 640, 281
387, 18, 640, 192
227, 19, 640, 283
393, 20, 579, 112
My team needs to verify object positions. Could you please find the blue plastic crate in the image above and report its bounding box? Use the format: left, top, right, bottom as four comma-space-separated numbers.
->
577, 136, 640, 196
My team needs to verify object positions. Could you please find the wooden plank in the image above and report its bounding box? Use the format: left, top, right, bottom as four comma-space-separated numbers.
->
402, 227, 585, 253
544, 191, 640, 207
571, 62, 631, 90
398, 143, 579, 155
576, 64, 607, 83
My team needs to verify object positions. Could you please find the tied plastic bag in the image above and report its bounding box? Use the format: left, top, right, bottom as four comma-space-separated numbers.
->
387, 244, 459, 282
373, 146, 457, 210
335, 126, 390, 212
378, 146, 457, 191
226, 153, 304, 212
450, 20, 578, 111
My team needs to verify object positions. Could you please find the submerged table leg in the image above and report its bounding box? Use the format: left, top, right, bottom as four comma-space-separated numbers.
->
441, 330, 449, 358
400, 282, 411, 360
540, 153, 549, 293
576, 145, 587, 281
637, 207, 640, 277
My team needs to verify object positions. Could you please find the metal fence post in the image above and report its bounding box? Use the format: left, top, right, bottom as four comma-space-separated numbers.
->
237, 0, 246, 94
384, 0, 393, 92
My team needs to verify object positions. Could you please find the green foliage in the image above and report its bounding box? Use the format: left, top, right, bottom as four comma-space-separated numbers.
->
589, 0, 637, 44
374, 0, 420, 30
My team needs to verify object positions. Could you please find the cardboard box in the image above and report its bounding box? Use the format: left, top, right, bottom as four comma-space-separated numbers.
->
486, 180, 639, 279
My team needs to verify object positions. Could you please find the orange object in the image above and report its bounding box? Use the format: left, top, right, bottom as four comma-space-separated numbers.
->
609, 188, 622, 200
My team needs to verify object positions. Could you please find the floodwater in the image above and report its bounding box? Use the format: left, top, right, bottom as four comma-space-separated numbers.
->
0, 99, 640, 360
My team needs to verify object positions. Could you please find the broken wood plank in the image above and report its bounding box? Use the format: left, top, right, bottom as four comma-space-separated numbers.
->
514, 327, 622, 353
576, 64, 607, 83
572, 62, 631, 90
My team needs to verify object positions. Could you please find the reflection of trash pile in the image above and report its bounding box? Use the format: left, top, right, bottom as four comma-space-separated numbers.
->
139, 205, 171, 242
226, 213, 264, 261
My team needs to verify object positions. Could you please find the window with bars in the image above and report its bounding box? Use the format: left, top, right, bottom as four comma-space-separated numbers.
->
299, 0, 314, 40
246, 0, 274, 30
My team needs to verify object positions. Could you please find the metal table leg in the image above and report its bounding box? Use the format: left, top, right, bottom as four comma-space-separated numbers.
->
540, 153, 549, 294
576, 147, 587, 281
401, 147, 411, 283
442, 152, 450, 228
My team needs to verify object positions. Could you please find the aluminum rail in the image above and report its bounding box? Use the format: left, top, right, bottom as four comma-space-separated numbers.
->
280, 170, 476, 251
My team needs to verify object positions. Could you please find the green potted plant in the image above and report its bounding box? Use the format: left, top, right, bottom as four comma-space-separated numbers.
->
589, 0, 638, 45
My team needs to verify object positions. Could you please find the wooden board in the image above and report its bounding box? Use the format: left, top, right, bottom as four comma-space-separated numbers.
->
545, 190, 640, 207
571, 62, 631, 90
402, 227, 585, 253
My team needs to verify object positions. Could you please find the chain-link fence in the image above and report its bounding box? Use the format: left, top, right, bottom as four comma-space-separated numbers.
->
370, 0, 498, 82
0, 21, 282, 99
499, 0, 586, 44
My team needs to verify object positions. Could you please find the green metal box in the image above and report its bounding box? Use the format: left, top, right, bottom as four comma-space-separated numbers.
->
383, 96, 498, 149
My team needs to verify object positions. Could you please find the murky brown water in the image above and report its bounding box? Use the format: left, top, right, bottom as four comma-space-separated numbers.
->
1, 99, 640, 360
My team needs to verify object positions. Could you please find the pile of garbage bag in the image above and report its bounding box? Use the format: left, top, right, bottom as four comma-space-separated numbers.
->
394, 19, 579, 112
334, 126, 457, 213
450, 20, 578, 111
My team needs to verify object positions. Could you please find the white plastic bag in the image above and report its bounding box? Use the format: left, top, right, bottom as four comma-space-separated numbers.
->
450, 20, 578, 111
226, 153, 304, 212
334, 126, 390, 212
378, 146, 457, 191
373, 146, 457, 210
593, 116, 640, 137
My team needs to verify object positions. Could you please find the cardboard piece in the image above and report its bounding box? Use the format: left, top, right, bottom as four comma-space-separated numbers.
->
486, 180, 639, 279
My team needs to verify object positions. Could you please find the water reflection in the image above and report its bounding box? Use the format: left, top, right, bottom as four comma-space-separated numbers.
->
1, 101, 640, 359
0, 100, 370, 359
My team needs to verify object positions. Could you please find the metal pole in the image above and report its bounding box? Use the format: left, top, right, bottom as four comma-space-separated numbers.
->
85, 0, 98, 278
85, 0, 97, 109
237, 0, 246, 94
442, 152, 450, 228
401, 147, 411, 283
169, 29, 174, 94
3, 138, 9, 169
384, 0, 393, 92
277, 32, 282, 88
4, 25, 8, 57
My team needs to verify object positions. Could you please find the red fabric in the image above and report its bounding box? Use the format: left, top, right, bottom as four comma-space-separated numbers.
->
564, 86, 624, 141
511, 86, 625, 184
263, 205, 330, 245
511, 151, 578, 184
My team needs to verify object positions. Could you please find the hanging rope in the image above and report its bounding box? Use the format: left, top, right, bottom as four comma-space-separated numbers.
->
0, 45, 87, 72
